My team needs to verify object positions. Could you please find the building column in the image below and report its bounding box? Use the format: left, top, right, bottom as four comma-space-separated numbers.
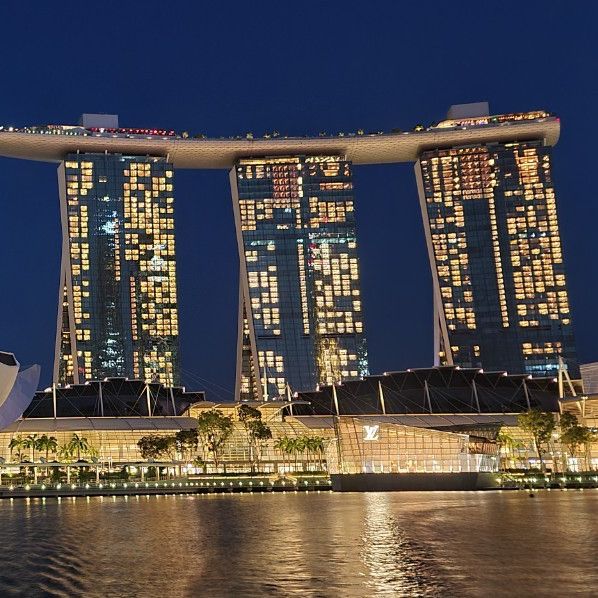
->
230, 170, 263, 401
414, 161, 453, 367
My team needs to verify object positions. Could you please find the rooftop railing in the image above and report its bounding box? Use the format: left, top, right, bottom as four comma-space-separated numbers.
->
0, 111, 555, 144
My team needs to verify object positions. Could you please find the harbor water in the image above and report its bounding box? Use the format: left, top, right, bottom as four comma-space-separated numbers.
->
0, 490, 595, 597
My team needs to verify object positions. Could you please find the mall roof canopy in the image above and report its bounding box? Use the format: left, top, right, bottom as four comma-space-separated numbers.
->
291, 413, 520, 429
294, 366, 560, 416
24, 378, 205, 419
2, 416, 198, 433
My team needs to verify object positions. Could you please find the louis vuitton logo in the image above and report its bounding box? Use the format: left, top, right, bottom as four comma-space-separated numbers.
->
363, 424, 379, 441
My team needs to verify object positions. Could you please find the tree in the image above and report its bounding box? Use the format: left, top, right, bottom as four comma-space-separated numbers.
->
38, 435, 58, 462
174, 429, 199, 461
284, 437, 301, 471
497, 430, 525, 470
192, 456, 207, 474
22, 434, 43, 482
137, 435, 164, 460
8, 435, 25, 462
58, 443, 73, 461
246, 419, 272, 471
559, 412, 578, 432
196, 410, 233, 470
303, 436, 313, 469
237, 405, 270, 472
22, 434, 39, 462
37, 435, 58, 477
274, 436, 322, 473
560, 426, 591, 467
294, 437, 307, 471
518, 409, 556, 471
559, 412, 592, 470
161, 436, 177, 461
237, 404, 261, 423
68, 433, 90, 462
274, 436, 304, 473
137, 435, 175, 460
305, 436, 326, 471
274, 436, 289, 472
312, 436, 326, 471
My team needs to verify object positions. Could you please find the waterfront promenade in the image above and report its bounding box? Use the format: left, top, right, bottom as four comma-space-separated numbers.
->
0, 474, 331, 499
1, 471, 597, 499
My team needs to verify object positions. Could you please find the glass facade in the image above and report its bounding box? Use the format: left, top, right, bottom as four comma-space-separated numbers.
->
327, 417, 498, 474
417, 140, 579, 377
231, 156, 368, 400
55, 153, 180, 386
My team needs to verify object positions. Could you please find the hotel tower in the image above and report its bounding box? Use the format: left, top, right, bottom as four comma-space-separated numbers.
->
0, 104, 577, 396
416, 103, 578, 377
231, 156, 368, 401
54, 117, 180, 385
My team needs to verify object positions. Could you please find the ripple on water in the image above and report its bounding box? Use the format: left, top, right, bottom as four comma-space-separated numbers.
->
0, 491, 595, 597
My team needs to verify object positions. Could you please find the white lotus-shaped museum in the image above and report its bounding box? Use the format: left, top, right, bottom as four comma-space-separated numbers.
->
0, 352, 40, 430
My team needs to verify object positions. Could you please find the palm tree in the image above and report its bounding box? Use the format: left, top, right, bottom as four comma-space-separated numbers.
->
274, 436, 289, 473
278, 436, 298, 473
38, 435, 58, 477
8, 435, 24, 462
38, 435, 58, 461
23, 434, 39, 462
294, 437, 306, 472
58, 443, 73, 461
22, 434, 43, 483
284, 437, 298, 471
68, 433, 90, 462
305, 436, 324, 472
313, 437, 326, 471
302, 436, 312, 471
87, 445, 99, 459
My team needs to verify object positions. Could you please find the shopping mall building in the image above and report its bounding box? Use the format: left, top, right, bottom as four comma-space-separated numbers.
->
0, 365, 595, 489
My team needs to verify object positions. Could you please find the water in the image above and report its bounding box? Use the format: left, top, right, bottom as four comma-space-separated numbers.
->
0, 491, 595, 597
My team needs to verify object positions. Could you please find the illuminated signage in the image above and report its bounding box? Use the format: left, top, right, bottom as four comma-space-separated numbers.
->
363, 425, 379, 441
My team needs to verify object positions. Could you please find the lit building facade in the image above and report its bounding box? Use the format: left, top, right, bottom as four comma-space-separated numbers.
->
327, 417, 498, 475
55, 153, 180, 386
231, 156, 368, 401
0, 106, 579, 394
416, 125, 578, 377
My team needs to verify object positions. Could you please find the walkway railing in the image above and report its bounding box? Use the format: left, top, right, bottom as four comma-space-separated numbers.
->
0, 474, 332, 498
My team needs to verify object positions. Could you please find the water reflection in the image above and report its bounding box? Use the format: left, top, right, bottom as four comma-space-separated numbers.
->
0, 491, 595, 596
361, 493, 450, 596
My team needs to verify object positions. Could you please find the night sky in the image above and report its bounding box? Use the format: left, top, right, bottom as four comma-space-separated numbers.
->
0, 2, 596, 400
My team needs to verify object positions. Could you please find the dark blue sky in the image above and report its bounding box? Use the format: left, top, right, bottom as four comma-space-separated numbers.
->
0, 2, 596, 400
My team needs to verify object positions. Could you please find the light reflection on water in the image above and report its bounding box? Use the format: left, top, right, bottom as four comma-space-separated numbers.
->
362, 493, 450, 596
0, 491, 595, 597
